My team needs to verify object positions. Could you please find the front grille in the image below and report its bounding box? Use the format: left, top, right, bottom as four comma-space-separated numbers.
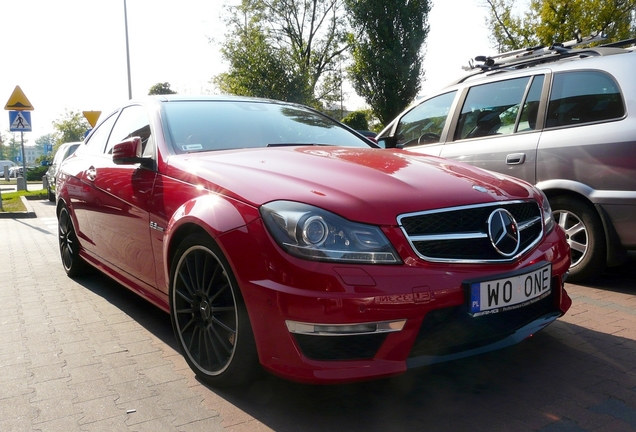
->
408, 285, 558, 358
399, 200, 543, 262
293, 333, 387, 361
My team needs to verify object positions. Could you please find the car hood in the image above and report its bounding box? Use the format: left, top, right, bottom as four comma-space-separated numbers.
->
167, 146, 536, 225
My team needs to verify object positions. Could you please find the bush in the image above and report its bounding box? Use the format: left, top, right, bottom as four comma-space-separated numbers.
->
27, 166, 48, 181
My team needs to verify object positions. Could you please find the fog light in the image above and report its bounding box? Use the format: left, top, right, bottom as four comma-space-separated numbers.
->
286, 319, 406, 336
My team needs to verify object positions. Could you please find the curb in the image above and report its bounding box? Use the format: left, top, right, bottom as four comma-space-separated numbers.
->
0, 195, 37, 219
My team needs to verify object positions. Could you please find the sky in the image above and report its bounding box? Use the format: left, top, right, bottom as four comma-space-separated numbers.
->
0, 0, 493, 143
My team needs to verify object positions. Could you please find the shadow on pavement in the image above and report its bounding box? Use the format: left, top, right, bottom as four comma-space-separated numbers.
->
65, 247, 636, 431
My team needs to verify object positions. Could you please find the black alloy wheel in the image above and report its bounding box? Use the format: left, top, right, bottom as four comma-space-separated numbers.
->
169, 235, 260, 386
58, 206, 88, 277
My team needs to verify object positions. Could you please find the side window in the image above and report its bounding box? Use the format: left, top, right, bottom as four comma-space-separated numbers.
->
546, 71, 624, 128
82, 113, 118, 155
105, 105, 153, 156
455, 76, 531, 140
517, 75, 544, 132
396, 91, 456, 147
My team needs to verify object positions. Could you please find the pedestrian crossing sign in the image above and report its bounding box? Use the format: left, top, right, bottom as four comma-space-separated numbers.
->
9, 111, 32, 132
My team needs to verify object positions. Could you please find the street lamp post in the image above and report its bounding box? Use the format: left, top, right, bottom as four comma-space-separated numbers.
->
123, 0, 132, 99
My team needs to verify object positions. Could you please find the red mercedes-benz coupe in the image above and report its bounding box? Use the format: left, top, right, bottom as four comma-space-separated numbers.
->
56, 96, 571, 386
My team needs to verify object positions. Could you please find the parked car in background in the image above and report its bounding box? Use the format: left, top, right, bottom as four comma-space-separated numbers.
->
8, 166, 23, 178
377, 36, 636, 282
356, 130, 377, 142
56, 95, 571, 386
0, 159, 17, 177
46, 142, 81, 201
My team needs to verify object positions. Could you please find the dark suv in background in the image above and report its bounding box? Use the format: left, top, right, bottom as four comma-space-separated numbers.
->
378, 36, 636, 282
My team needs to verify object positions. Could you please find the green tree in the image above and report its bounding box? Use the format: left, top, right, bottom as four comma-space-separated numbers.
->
3, 133, 24, 162
52, 110, 90, 148
485, 0, 636, 52
0, 131, 6, 160
215, 0, 349, 108
214, 5, 310, 102
36, 134, 55, 154
148, 82, 177, 95
35, 134, 56, 165
345, 0, 431, 126
341, 110, 369, 130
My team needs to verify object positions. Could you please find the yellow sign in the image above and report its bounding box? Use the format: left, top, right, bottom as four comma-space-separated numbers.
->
4, 85, 34, 111
83, 111, 102, 128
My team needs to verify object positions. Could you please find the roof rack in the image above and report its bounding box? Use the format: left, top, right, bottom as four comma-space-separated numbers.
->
450, 34, 636, 86
462, 31, 636, 74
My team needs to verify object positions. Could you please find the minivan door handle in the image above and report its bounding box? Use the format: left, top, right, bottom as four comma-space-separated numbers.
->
506, 153, 526, 165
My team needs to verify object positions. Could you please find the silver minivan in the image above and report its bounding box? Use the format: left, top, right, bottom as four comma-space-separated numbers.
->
378, 40, 636, 282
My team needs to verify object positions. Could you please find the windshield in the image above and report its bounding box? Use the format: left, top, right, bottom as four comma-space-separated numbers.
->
163, 100, 373, 153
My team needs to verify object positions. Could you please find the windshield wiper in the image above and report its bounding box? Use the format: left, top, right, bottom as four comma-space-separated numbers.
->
267, 143, 330, 147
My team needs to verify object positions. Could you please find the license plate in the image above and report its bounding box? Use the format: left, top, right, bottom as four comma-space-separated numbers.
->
468, 263, 552, 317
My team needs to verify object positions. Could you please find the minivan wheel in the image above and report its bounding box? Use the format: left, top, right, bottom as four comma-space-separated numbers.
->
551, 196, 606, 282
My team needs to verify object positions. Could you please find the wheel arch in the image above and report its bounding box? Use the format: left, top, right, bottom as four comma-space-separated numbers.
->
163, 194, 259, 282
536, 180, 625, 267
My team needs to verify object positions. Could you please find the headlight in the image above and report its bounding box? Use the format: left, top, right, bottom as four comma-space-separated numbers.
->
260, 201, 401, 264
539, 190, 555, 234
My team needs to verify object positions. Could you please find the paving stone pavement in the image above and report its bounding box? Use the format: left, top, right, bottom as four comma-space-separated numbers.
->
0, 199, 270, 432
2, 199, 636, 431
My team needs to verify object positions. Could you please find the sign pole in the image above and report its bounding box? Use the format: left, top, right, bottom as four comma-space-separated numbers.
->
20, 132, 26, 191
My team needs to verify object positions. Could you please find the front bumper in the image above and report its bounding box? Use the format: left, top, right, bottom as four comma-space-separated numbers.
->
219, 220, 571, 384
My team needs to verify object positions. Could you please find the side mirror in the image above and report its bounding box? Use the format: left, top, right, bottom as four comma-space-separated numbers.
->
113, 137, 144, 165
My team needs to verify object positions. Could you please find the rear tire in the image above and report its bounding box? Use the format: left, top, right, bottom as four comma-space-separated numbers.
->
169, 234, 261, 387
551, 196, 606, 282
58, 205, 89, 277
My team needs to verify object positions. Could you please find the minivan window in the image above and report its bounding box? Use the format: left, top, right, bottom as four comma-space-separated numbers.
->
517, 75, 544, 132
455, 76, 531, 140
546, 70, 624, 128
395, 91, 456, 147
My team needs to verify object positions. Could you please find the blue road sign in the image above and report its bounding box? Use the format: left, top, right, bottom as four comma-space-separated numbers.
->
9, 111, 32, 132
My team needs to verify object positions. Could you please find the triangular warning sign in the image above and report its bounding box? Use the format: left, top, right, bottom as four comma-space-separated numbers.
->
4, 86, 34, 111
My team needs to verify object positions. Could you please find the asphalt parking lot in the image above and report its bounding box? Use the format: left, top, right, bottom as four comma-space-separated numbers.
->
2, 199, 635, 431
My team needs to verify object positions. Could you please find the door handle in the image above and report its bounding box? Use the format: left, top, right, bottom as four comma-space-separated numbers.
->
506, 153, 526, 165
86, 166, 96, 181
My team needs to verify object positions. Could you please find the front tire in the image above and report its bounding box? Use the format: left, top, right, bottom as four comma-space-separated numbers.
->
169, 234, 260, 387
551, 196, 606, 282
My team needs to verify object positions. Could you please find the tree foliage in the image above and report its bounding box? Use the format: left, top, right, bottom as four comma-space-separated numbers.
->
148, 82, 178, 95
345, 0, 431, 126
35, 134, 56, 163
0, 133, 22, 161
341, 110, 369, 130
485, 0, 636, 52
214, 4, 310, 103
36, 134, 55, 152
215, 0, 349, 108
52, 110, 90, 147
